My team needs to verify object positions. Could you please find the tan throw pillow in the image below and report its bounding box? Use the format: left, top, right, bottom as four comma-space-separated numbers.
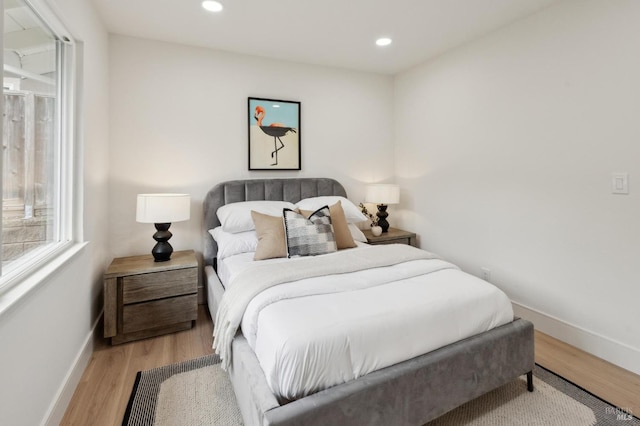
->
251, 210, 287, 260
301, 201, 356, 250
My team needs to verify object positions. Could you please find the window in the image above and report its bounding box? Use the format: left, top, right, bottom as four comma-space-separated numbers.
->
1, 0, 75, 291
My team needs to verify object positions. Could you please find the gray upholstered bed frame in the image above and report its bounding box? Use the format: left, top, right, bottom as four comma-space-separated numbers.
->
203, 178, 534, 426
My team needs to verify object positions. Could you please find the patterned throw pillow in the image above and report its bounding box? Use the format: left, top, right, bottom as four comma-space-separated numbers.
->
300, 201, 356, 250
283, 206, 337, 257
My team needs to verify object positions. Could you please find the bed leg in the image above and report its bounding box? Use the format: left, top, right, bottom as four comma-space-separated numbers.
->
526, 371, 534, 392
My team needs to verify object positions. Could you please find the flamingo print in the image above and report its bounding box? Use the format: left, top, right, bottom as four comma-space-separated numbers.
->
254, 105, 297, 166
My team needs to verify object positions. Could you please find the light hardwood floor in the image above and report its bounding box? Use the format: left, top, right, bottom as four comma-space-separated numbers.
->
61, 305, 215, 426
61, 307, 640, 424
534, 330, 639, 416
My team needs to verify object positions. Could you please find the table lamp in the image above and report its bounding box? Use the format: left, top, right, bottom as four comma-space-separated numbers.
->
365, 184, 400, 233
136, 193, 191, 262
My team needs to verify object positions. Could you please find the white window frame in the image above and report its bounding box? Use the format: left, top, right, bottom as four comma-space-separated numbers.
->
0, 0, 79, 297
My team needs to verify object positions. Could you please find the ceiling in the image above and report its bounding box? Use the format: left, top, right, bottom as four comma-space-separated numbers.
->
91, 0, 560, 75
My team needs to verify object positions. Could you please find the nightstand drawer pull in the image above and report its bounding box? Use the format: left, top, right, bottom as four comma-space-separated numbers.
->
123, 268, 197, 304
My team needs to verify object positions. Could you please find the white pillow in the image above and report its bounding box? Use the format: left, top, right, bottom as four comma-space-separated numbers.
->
209, 227, 258, 260
295, 196, 367, 224
217, 200, 295, 233
348, 223, 367, 243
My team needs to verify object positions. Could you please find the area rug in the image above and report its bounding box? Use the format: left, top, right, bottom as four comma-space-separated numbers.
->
123, 354, 638, 426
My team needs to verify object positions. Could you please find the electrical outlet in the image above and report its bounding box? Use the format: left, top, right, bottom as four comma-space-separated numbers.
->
611, 173, 629, 194
481, 267, 491, 282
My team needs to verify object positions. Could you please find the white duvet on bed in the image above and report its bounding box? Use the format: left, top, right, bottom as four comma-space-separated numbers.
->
217, 251, 290, 289
223, 245, 514, 401
217, 241, 369, 288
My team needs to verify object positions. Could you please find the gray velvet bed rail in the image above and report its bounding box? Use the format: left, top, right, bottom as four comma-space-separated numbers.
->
203, 177, 535, 426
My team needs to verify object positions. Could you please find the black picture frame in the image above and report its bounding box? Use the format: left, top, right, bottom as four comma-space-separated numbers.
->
248, 97, 301, 170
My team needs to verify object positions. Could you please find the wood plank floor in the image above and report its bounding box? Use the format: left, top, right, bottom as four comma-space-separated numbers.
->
535, 330, 639, 416
61, 305, 215, 426
61, 308, 640, 424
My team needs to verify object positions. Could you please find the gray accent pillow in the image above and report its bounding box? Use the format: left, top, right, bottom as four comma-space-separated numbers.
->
300, 201, 356, 250
283, 206, 337, 257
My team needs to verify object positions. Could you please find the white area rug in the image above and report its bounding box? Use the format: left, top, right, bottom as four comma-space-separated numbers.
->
155, 365, 242, 426
123, 355, 638, 426
428, 378, 593, 425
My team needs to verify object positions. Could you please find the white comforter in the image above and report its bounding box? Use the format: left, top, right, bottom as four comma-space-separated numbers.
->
220, 245, 514, 401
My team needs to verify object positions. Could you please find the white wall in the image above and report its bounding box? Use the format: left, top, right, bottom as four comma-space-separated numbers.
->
108, 35, 394, 268
0, 0, 110, 424
394, 0, 640, 373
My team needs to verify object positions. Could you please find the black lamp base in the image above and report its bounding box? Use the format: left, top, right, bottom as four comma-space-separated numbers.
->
152, 223, 173, 262
376, 204, 390, 233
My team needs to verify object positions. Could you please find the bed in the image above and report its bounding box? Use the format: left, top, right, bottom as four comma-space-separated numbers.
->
204, 178, 534, 426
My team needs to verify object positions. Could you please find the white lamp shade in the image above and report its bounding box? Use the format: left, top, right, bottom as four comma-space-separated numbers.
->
136, 194, 191, 223
365, 184, 400, 205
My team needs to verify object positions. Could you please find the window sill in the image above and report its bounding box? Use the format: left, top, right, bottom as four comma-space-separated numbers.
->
0, 241, 88, 318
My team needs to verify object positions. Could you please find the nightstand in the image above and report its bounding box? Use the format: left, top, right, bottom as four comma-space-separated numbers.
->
363, 227, 417, 247
104, 250, 198, 345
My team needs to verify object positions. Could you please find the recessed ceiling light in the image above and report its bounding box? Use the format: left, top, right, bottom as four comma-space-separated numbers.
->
376, 38, 392, 47
202, 1, 223, 12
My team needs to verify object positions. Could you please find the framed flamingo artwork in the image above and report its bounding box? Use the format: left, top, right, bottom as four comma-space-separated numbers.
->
248, 97, 301, 170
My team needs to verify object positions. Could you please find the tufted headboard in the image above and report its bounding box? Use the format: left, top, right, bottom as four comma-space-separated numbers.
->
203, 178, 347, 266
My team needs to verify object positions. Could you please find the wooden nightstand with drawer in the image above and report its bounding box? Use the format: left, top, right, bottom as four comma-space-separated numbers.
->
104, 250, 198, 345
363, 227, 417, 247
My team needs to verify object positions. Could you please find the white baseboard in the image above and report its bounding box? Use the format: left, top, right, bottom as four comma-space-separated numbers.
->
42, 311, 101, 426
512, 301, 640, 376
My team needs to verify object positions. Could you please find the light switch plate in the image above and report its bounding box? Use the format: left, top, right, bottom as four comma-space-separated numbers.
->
611, 173, 629, 194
